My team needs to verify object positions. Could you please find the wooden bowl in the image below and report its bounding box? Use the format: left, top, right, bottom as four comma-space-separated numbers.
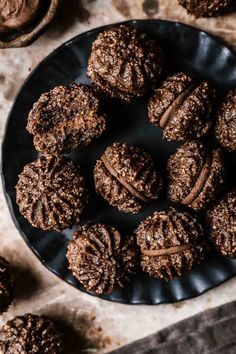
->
0, 0, 59, 48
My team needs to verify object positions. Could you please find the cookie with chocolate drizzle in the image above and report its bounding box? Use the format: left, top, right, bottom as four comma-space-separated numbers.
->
167, 140, 226, 211
94, 142, 162, 213
136, 207, 207, 279
148, 72, 216, 141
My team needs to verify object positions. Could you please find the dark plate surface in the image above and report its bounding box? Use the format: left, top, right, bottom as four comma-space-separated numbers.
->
2, 20, 236, 305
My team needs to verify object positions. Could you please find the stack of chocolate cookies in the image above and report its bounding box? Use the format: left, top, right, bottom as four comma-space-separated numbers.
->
16, 24, 236, 297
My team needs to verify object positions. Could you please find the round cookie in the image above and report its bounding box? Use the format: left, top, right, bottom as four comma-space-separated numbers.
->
16, 155, 87, 231
0, 256, 13, 314
167, 141, 226, 211
215, 89, 236, 151
207, 191, 236, 257
148, 72, 216, 141
87, 25, 164, 101
27, 83, 106, 155
67, 224, 139, 294
0, 313, 63, 354
178, 0, 231, 17
0, 0, 40, 33
94, 142, 162, 213
136, 207, 207, 279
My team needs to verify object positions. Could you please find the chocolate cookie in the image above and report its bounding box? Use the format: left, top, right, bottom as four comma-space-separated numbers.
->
0, 256, 13, 314
148, 72, 216, 141
136, 207, 207, 279
67, 224, 139, 294
27, 83, 106, 155
167, 141, 226, 211
178, 0, 231, 17
215, 90, 236, 151
207, 191, 236, 257
0, 313, 63, 354
94, 142, 162, 213
87, 25, 164, 101
16, 155, 87, 231
0, 0, 40, 33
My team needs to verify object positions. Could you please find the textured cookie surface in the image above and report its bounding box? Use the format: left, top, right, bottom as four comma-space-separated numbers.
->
178, 0, 231, 17
148, 72, 215, 141
27, 83, 106, 155
216, 90, 236, 151
167, 140, 225, 211
88, 25, 164, 101
136, 207, 207, 279
67, 224, 139, 294
207, 191, 236, 257
16, 155, 87, 231
0, 256, 13, 314
94, 142, 162, 213
0, 314, 63, 354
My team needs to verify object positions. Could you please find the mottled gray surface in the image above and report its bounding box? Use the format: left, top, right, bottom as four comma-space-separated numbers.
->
0, 1, 236, 353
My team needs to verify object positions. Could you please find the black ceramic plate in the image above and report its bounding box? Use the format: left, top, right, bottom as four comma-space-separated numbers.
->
2, 20, 236, 305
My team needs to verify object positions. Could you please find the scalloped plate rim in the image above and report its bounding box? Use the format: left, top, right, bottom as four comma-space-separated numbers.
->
1, 19, 236, 305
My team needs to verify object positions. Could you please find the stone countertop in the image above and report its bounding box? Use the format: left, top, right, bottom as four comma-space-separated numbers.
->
0, 1, 236, 353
